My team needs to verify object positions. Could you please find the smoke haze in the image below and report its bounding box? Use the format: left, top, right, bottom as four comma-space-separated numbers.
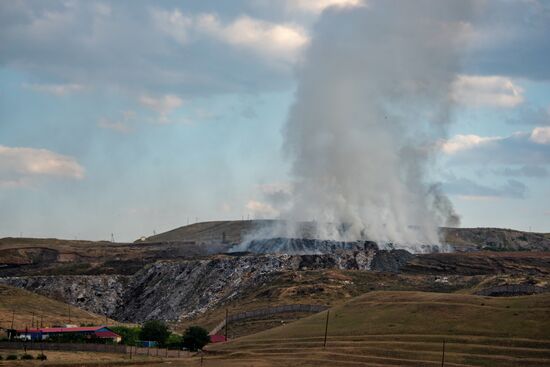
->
267, 0, 474, 249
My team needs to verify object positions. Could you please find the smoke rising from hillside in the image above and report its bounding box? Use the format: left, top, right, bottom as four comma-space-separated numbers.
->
263, 1, 472, 249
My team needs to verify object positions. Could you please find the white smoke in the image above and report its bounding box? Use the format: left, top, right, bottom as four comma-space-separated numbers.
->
257, 0, 473, 250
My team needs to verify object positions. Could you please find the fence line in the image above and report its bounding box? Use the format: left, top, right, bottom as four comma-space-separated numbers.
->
210, 304, 327, 335
0, 341, 186, 358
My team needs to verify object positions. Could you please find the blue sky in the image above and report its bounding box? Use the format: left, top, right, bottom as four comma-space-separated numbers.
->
1, 0, 549, 241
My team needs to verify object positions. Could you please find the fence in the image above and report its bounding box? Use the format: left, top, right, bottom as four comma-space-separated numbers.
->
210, 304, 328, 335
0, 341, 187, 358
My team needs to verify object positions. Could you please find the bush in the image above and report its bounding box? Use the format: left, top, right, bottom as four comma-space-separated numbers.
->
182, 326, 210, 351
111, 326, 141, 346
6, 354, 18, 360
36, 353, 48, 360
21, 353, 34, 360
140, 320, 170, 347
0, 355, 3, 360
166, 333, 183, 349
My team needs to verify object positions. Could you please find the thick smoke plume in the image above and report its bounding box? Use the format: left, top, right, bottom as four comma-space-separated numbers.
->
242, 1, 475, 252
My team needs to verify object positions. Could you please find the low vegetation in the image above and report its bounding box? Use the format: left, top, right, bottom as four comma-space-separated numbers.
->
182, 326, 210, 351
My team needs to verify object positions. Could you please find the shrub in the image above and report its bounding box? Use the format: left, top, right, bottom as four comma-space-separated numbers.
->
182, 326, 210, 351
0, 355, 3, 360
6, 354, 18, 360
140, 320, 170, 347
166, 333, 183, 349
21, 353, 34, 360
36, 353, 48, 360
111, 326, 141, 346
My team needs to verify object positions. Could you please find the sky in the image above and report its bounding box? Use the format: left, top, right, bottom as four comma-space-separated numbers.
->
0, 0, 549, 241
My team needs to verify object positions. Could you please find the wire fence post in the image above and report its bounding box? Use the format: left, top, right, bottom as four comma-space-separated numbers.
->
441, 339, 446, 367
323, 310, 330, 349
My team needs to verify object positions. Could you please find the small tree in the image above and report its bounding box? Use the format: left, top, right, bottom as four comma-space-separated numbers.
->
111, 326, 141, 346
165, 333, 183, 349
139, 320, 170, 347
182, 326, 210, 351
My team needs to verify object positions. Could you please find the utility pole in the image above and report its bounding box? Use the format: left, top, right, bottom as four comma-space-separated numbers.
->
323, 310, 330, 348
111, 233, 115, 242
11, 310, 15, 329
68, 304, 71, 323
225, 309, 229, 341
441, 339, 446, 367
40, 314, 43, 328
31, 312, 35, 329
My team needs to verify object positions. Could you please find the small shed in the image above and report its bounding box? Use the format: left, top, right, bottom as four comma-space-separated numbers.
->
209, 334, 227, 343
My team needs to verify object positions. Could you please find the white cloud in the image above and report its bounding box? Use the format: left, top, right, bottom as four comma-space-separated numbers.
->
24, 83, 84, 96
287, 0, 365, 14
139, 94, 183, 123
442, 128, 550, 166
196, 14, 309, 63
151, 9, 309, 64
451, 75, 524, 108
0, 145, 84, 187
530, 126, 550, 144
245, 200, 279, 218
152, 8, 192, 45
439, 134, 502, 154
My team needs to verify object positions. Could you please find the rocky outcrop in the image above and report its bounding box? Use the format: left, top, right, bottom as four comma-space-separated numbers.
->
1, 275, 129, 316
0, 249, 412, 323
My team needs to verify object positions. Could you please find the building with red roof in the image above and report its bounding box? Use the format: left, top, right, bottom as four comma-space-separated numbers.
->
13, 326, 121, 343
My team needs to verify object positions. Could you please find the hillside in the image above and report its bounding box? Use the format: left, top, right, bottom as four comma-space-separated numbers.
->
208, 291, 550, 367
0, 236, 227, 276
0, 284, 116, 331
140, 220, 550, 252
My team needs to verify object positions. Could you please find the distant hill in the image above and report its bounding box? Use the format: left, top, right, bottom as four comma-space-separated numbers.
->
0, 236, 227, 276
141, 220, 550, 252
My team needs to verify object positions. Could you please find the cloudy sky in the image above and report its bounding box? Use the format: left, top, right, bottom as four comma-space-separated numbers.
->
1, 0, 549, 241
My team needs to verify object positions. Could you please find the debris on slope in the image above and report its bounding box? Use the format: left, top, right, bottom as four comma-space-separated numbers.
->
0, 249, 412, 323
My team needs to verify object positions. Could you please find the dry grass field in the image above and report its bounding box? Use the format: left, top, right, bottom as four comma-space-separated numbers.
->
206, 291, 550, 367
1, 291, 548, 366
0, 284, 115, 330
0, 349, 165, 366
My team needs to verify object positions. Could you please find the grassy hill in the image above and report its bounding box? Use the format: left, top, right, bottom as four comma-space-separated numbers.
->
208, 291, 550, 366
142, 220, 550, 251
0, 284, 116, 331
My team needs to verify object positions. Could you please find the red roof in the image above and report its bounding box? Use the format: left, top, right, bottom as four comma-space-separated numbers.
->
16, 326, 105, 333
94, 331, 120, 339
209, 334, 227, 343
